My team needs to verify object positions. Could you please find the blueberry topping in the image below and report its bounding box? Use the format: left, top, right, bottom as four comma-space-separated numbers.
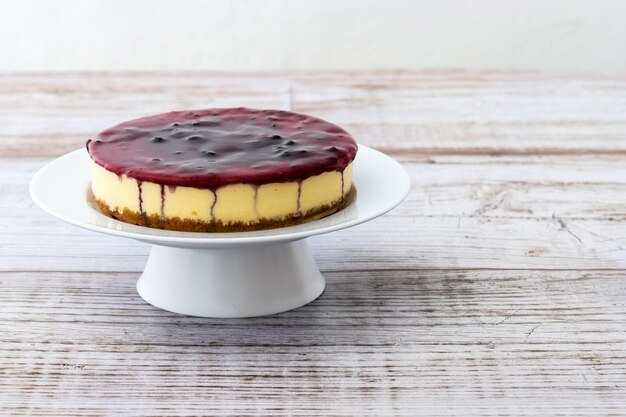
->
89, 107, 357, 189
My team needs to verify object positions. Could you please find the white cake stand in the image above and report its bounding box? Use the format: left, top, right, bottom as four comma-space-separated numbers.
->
30, 145, 410, 318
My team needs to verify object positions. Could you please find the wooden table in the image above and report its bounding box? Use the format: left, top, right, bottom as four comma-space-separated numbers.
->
2, 71, 626, 416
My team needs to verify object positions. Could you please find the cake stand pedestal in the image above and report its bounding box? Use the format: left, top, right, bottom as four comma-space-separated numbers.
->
137, 240, 324, 318
30, 145, 410, 318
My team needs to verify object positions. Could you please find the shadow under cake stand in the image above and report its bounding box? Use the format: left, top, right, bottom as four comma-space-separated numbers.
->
30, 145, 410, 318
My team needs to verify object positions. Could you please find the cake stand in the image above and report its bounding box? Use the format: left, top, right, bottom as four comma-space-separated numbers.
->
30, 145, 410, 318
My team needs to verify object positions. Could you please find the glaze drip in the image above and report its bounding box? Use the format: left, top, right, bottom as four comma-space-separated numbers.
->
296, 181, 302, 217
160, 184, 165, 218
210, 193, 218, 220
341, 171, 345, 201
252, 185, 259, 218
133, 173, 344, 223
138, 181, 144, 215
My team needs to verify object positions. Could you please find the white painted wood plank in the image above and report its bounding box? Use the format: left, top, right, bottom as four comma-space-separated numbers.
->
1, 269, 624, 416
0, 72, 291, 158
3, 71, 626, 417
4, 71, 626, 158
5, 158, 626, 272
291, 70, 626, 154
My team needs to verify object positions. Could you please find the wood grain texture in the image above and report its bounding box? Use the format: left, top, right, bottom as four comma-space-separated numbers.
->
2, 70, 626, 416
4, 70, 626, 158
5, 157, 626, 272
0, 72, 290, 158
1, 270, 626, 416
291, 70, 626, 156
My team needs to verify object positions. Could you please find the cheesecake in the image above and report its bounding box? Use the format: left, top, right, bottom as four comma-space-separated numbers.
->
87, 108, 357, 232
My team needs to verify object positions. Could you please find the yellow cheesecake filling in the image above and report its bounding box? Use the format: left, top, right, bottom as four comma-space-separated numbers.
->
91, 162, 353, 224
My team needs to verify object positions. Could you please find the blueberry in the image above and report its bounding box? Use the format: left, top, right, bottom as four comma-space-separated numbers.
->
185, 135, 207, 142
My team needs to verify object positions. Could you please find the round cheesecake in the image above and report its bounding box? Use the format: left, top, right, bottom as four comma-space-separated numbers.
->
87, 107, 357, 232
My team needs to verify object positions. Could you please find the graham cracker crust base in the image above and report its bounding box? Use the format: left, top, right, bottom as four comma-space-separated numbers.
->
94, 187, 356, 232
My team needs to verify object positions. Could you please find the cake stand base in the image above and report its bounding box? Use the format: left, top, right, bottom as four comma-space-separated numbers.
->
32, 146, 411, 318
136, 239, 325, 318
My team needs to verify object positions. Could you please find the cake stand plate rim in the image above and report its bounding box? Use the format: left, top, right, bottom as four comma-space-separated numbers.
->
30, 144, 410, 249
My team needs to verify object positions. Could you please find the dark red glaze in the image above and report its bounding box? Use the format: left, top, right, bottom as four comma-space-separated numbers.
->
87, 107, 358, 189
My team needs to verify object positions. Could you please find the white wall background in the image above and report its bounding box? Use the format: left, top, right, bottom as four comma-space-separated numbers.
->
1, 0, 625, 72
